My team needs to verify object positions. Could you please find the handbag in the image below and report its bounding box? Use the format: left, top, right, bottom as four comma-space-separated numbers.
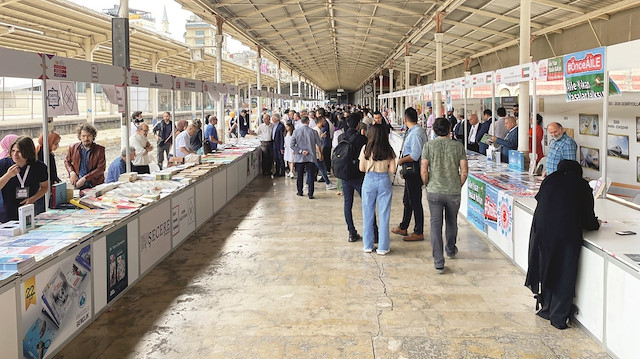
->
401, 159, 420, 177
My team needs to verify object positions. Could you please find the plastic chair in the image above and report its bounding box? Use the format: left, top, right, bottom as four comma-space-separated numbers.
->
534, 156, 547, 175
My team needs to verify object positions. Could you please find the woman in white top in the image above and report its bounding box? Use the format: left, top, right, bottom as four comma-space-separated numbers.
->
359, 124, 396, 254
284, 121, 295, 178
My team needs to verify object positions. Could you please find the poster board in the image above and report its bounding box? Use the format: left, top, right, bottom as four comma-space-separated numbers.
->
174, 77, 203, 93
213, 168, 227, 214
0, 48, 43, 79
139, 200, 172, 274
127, 69, 173, 89
172, 187, 196, 247
195, 176, 214, 229
20, 244, 92, 359
93, 219, 139, 313
45, 56, 124, 85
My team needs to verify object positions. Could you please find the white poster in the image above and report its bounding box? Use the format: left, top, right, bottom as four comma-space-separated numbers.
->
46, 80, 79, 117
21, 244, 92, 359
139, 200, 172, 274
171, 188, 196, 248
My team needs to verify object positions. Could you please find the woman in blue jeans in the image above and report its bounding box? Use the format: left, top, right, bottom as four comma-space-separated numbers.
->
358, 124, 396, 254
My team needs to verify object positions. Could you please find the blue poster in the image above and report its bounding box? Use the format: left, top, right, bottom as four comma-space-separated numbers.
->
484, 185, 498, 230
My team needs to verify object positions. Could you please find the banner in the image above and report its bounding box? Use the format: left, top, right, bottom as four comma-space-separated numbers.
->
547, 57, 564, 81
498, 192, 514, 242
21, 244, 92, 359
139, 200, 172, 274
467, 176, 486, 232
106, 226, 128, 303
564, 47, 620, 102
484, 185, 499, 230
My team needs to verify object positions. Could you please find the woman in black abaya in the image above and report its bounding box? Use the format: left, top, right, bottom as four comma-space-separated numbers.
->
525, 160, 600, 329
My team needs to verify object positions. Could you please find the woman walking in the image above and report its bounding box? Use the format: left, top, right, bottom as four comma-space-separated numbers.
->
359, 124, 396, 254
284, 121, 295, 178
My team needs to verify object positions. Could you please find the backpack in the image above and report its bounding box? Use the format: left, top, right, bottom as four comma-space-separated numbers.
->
332, 135, 359, 179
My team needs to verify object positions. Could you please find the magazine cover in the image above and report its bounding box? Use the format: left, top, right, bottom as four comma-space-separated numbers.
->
41, 270, 73, 326
22, 315, 59, 359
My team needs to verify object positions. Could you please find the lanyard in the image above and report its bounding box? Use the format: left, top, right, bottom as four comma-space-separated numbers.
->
16, 165, 30, 188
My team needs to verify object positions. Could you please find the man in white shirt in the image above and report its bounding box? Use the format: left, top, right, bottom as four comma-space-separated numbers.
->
257, 114, 273, 175
129, 123, 153, 173
467, 114, 480, 153
175, 124, 197, 158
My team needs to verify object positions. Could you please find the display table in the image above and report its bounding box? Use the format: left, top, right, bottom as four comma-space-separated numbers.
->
457, 151, 640, 359
0, 146, 261, 359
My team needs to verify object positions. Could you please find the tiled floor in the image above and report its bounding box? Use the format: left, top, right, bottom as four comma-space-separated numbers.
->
54, 175, 610, 358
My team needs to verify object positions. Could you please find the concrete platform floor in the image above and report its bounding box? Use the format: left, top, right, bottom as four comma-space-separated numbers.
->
54, 175, 610, 359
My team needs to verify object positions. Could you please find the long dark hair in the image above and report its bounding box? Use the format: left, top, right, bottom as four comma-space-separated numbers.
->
364, 124, 395, 161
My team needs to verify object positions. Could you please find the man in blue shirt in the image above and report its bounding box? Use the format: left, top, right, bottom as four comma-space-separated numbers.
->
204, 115, 223, 152
545, 122, 577, 176
392, 107, 428, 242
106, 147, 135, 183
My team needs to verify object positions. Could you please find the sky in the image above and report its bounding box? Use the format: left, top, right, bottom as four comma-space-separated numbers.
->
69, 0, 247, 52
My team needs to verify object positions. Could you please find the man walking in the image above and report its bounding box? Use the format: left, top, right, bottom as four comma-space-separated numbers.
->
257, 114, 273, 175
392, 107, 428, 242
271, 113, 286, 177
291, 116, 321, 199
422, 117, 468, 273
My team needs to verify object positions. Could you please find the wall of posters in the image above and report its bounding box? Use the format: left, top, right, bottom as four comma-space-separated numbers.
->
467, 176, 486, 232
139, 200, 172, 274
498, 192, 514, 242
21, 244, 92, 359
484, 185, 499, 230
106, 227, 127, 304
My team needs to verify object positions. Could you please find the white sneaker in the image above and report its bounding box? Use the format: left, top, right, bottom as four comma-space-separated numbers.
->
377, 249, 390, 255
317, 175, 323, 181
288, 172, 294, 178
303, 184, 308, 190
326, 183, 337, 190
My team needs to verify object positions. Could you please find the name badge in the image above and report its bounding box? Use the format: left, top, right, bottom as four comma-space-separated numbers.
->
16, 187, 29, 200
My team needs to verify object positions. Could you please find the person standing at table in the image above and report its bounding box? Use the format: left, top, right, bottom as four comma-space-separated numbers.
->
525, 160, 600, 329
64, 123, 106, 190
0, 136, 49, 221
129, 123, 153, 174
36, 132, 61, 185
153, 112, 173, 169
205, 115, 223, 152
491, 116, 518, 163
544, 122, 577, 176
529, 114, 544, 163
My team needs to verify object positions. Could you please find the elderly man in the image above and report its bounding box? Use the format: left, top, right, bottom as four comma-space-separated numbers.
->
491, 116, 518, 163
466, 114, 481, 153
64, 123, 106, 189
257, 114, 274, 175
422, 117, 468, 274
106, 147, 135, 183
291, 115, 321, 199
544, 122, 577, 176
205, 115, 223, 152
271, 113, 286, 177
129, 123, 153, 174
175, 124, 197, 157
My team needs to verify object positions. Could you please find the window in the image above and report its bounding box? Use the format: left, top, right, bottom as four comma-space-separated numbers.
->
195, 39, 205, 45
195, 30, 205, 36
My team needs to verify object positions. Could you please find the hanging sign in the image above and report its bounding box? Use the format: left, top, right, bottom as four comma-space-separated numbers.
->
0, 48, 42, 78
547, 57, 564, 81
563, 47, 620, 102
205, 81, 221, 101
46, 80, 79, 116
174, 77, 203, 92
495, 63, 532, 85
127, 69, 172, 89
446, 77, 465, 90
227, 84, 238, 95
467, 71, 493, 87
433, 81, 445, 92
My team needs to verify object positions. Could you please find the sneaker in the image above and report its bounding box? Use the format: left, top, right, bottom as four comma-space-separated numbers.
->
348, 233, 361, 242
391, 227, 408, 236
303, 184, 308, 190
326, 183, 337, 190
288, 172, 295, 179
435, 267, 445, 274
377, 249, 390, 255
317, 175, 323, 182
447, 247, 459, 259
364, 247, 377, 253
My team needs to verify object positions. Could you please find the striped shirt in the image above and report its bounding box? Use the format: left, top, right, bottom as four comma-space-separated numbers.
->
546, 133, 577, 175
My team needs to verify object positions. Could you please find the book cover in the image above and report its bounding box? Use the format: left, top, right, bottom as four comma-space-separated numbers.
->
75, 245, 91, 271
51, 182, 67, 208
19, 204, 35, 233
41, 269, 74, 326
22, 315, 59, 359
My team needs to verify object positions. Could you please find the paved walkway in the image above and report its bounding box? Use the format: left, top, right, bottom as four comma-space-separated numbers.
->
54, 176, 610, 359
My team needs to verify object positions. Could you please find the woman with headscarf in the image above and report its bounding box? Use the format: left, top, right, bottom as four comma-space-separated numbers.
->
525, 159, 600, 329
0, 134, 18, 158
37, 132, 62, 185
